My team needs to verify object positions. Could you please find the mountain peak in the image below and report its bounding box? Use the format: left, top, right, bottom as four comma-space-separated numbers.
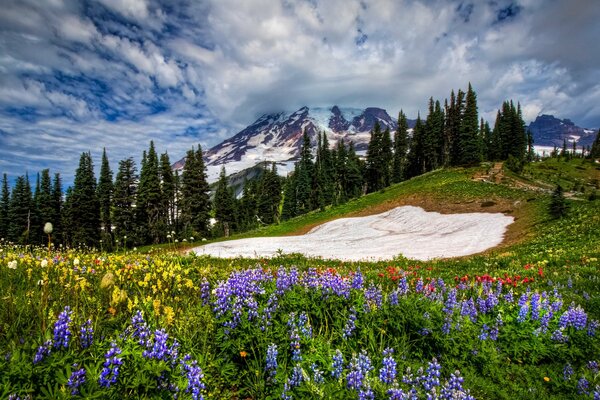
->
529, 115, 596, 147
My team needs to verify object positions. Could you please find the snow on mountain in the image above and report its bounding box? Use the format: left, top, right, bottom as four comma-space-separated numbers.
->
174, 106, 414, 182
529, 115, 597, 148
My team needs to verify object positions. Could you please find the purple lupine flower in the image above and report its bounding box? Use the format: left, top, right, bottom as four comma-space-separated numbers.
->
302, 268, 319, 289
53, 306, 72, 349
200, 278, 210, 306
358, 385, 374, 400
260, 293, 279, 331
422, 358, 441, 391
79, 319, 93, 349
559, 305, 587, 330
479, 324, 489, 341
289, 364, 303, 387
99, 342, 122, 388
460, 298, 478, 323
444, 289, 458, 315
343, 307, 357, 339
578, 377, 590, 395
563, 363, 574, 380
517, 302, 529, 323
379, 348, 397, 385
593, 386, 600, 400
398, 276, 409, 296
33, 340, 52, 364
567, 277, 573, 289
387, 387, 407, 399
352, 268, 364, 290
589, 320, 599, 337
504, 290, 514, 303
298, 312, 312, 338
530, 293, 541, 321
311, 363, 324, 384
347, 351, 373, 391
331, 349, 344, 379
364, 284, 383, 311
551, 328, 568, 343
131, 311, 150, 346
539, 309, 554, 334
276, 266, 299, 295
181, 357, 205, 400
415, 279, 424, 293
246, 297, 259, 321
265, 344, 278, 381
389, 290, 399, 306
143, 329, 170, 361
67, 365, 86, 395
588, 360, 599, 374
290, 328, 302, 361
442, 317, 452, 335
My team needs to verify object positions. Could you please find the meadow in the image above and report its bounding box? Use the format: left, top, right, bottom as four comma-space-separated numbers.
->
1, 160, 599, 399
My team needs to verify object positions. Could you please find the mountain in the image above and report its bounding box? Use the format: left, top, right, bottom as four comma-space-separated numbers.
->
528, 115, 597, 148
174, 106, 415, 182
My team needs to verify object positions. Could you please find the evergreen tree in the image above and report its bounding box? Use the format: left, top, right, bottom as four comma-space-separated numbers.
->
295, 131, 314, 214
257, 163, 282, 224
549, 185, 568, 219
70, 152, 100, 247
281, 169, 297, 221
113, 158, 137, 246
333, 139, 348, 203
392, 110, 409, 183
590, 129, 600, 159
423, 98, 443, 171
31, 173, 42, 244
458, 83, 481, 165
97, 148, 113, 237
315, 133, 335, 209
62, 186, 74, 246
37, 169, 54, 243
8, 175, 33, 244
365, 121, 382, 193
214, 166, 237, 236
160, 152, 176, 230
180, 145, 211, 237
137, 141, 163, 243
380, 127, 393, 187
526, 130, 536, 162
407, 114, 426, 178
480, 119, 492, 162
0, 174, 9, 240
240, 178, 260, 228
51, 173, 63, 245
345, 142, 364, 198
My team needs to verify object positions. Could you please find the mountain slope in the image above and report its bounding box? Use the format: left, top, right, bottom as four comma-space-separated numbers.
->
528, 114, 597, 147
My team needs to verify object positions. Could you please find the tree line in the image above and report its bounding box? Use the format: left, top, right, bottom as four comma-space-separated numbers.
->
2, 84, 599, 249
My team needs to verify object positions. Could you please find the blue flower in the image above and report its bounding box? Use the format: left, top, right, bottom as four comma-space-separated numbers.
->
343, 307, 357, 339
99, 342, 122, 388
352, 268, 364, 290
181, 356, 205, 400
379, 348, 396, 385
33, 340, 52, 364
331, 349, 344, 379
53, 306, 72, 349
265, 344, 278, 381
311, 363, 324, 384
563, 363, 574, 380
67, 365, 86, 395
79, 319, 93, 349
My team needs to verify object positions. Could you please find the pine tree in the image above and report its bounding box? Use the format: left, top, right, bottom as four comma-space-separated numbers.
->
392, 110, 409, 183
113, 158, 137, 246
31, 173, 42, 244
281, 169, 297, 221
423, 98, 442, 171
240, 179, 260, 228
295, 131, 314, 214
315, 132, 335, 209
365, 121, 382, 193
458, 83, 481, 165
8, 175, 33, 244
137, 141, 163, 243
37, 169, 54, 244
51, 173, 63, 245
590, 129, 600, 159
180, 145, 211, 237
480, 119, 492, 162
380, 127, 393, 187
0, 174, 9, 240
62, 187, 74, 246
257, 163, 282, 224
526, 130, 536, 162
549, 185, 568, 219
214, 166, 237, 236
333, 139, 348, 203
407, 114, 426, 178
70, 152, 100, 247
98, 148, 113, 236
346, 142, 364, 198
160, 152, 175, 231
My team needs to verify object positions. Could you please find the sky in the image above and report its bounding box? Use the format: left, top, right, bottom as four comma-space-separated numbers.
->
1, 0, 599, 186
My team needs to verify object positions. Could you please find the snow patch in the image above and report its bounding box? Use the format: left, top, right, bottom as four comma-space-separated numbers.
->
192, 206, 514, 261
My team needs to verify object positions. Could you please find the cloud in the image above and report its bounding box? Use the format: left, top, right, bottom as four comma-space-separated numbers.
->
0, 0, 599, 186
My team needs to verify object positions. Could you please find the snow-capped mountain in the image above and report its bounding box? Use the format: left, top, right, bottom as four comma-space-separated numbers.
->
528, 115, 597, 148
174, 106, 414, 182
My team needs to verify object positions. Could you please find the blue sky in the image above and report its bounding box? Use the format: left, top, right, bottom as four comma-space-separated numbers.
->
1, 0, 599, 186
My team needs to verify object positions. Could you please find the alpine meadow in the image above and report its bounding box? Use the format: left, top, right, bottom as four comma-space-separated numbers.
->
1, 1, 600, 399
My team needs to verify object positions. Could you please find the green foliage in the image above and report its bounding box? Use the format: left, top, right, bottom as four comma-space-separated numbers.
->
97, 148, 113, 238
8, 174, 33, 244
392, 110, 409, 183
113, 157, 137, 247
0, 173, 11, 240
70, 152, 101, 247
549, 185, 568, 219
137, 141, 164, 244
458, 83, 482, 165
214, 166, 237, 236
590, 129, 600, 159
180, 145, 211, 238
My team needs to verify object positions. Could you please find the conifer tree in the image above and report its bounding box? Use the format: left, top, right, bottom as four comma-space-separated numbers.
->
458, 83, 481, 165
160, 152, 176, 230
51, 173, 63, 245
407, 115, 426, 178
526, 130, 536, 162
37, 169, 54, 243
113, 158, 137, 245
424, 99, 444, 171
257, 163, 282, 224
590, 129, 600, 159
70, 152, 100, 247
365, 121, 382, 193
281, 169, 297, 221
315, 132, 335, 209
214, 166, 237, 236
137, 141, 163, 243
8, 175, 33, 244
97, 148, 113, 236
380, 127, 393, 187
333, 139, 348, 203
180, 145, 211, 237
345, 142, 364, 198
480, 119, 492, 161
0, 174, 9, 240
31, 173, 42, 244
295, 131, 314, 214
240, 178, 260, 227
62, 186, 74, 246
549, 184, 568, 219
392, 110, 409, 183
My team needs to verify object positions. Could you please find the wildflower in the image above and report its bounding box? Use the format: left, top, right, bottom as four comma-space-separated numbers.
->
379, 348, 397, 385
398, 276, 409, 296
578, 377, 590, 395
422, 358, 441, 391
343, 307, 357, 339
563, 363, 574, 380
73, 258, 80, 266
67, 365, 86, 395
53, 306, 72, 349
311, 363, 324, 384
40, 259, 48, 268
352, 268, 364, 289
588, 360, 599, 374
8, 260, 17, 269
33, 340, 52, 364
551, 328, 568, 343
347, 350, 373, 391
99, 343, 122, 388
387, 387, 407, 399
265, 344, 278, 381
543, 376, 550, 382
559, 305, 587, 330
331, 349, 344, 379
181, 357, 205, 400
79, 319, 93, 349
289, 364, 303, 387
364, 284, 383, 311
588, 320, 599, 337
